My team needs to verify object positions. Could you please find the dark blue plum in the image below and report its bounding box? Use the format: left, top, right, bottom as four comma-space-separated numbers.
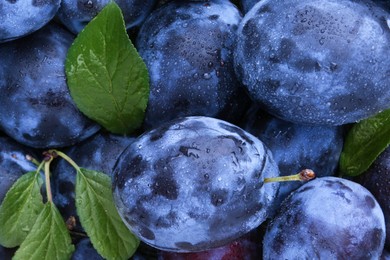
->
113, 116, 280, 252
0, 22, 101, 149
0, 0, 60, 42
0, 135, 39, 203
71, 238, 103, 260
240, 0, 261, 14
241, 105, 344, 212
158, 228, 263, 259
234, 0, 390, 125
374, 0, 390, 11
382, 249, 390, 260
0, 245, 15, 260
52, 131, 135, 232
56, 0, 157, 35
263, 177, 386, 259
357, 145, 390, 250
136, 0, 250, 129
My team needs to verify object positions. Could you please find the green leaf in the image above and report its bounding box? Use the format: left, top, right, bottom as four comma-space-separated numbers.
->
65, 1, 149, 135
0, 171, 44, 247
13, 202, 74, 260
76, 168, 139, 259
340, 109, 390, 176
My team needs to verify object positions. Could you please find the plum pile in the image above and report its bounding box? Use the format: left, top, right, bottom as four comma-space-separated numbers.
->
0, 0, 389, 259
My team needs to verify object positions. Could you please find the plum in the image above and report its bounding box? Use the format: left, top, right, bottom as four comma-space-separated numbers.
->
241, 105, 344, 212
263, 177, 386, 259
240, 0, 262, 14
0, 135, 39, 203
0, 245, 15, 260
158, 228, 262, 259
0, 0, 60, 42
234, 0, 390, 125
0, 22, 101, 149
56, 0, 157, 35
71, 238, 103, 260
113, 116, 280, 252
136, 0, 250, 129
357, 145, 390, 250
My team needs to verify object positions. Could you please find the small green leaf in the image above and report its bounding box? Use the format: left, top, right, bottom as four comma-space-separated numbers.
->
66, 1, 149, 135
0, 171, 44, 247
13, 202, 74, 260
340, 109, 390, 176
76, 168, 139, 259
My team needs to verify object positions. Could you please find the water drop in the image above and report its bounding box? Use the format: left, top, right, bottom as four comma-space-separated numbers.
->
203, 73, 212, 79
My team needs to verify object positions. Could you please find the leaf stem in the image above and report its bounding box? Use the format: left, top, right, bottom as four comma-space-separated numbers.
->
35, 160, 45, 174
26, 154, 41, 167
44, 158, 53, 203
51, 150, 81, 172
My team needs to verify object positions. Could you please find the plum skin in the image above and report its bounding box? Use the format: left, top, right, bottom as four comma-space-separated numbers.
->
56, 0, 157, 34
0, 135, 39, 203
0, 0, 61, 42
234, 0, 390, 125
113, 116, 280, 252
358, 146, 390, 250
241, 106, 345, 213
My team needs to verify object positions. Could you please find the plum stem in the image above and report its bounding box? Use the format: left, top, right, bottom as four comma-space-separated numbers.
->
50, 150, 81, 172
264, 169, 315, 183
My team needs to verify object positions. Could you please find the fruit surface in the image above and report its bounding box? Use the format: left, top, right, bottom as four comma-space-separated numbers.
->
158, 228, 262, 259
358, 145, 390, 250
234, 0, 390, 125
136, 0, 250, 129
241, 105, 344, 212
0, 135, 38, 203
0, 22, 101, 149
0, 0, 61, 42
263, 176, 386, 259
113, 116, 280, 252
56, 0, 157, 34
71, 238, 104, 260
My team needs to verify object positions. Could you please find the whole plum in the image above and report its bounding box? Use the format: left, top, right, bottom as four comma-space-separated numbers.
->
56, 0, 157, 34
0, 23, 101, 149
113, 116, 280, 252
263, 177, 386, 259
234, 0, 390, 125
0, 0, 60, 42
136, 0, 250, 129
